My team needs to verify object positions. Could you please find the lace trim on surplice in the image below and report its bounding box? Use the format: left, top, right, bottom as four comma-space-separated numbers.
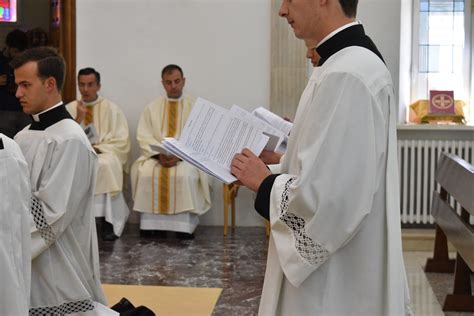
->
29, 298, 95, 316
30, 196, 56, 245
280, 177, 330, 266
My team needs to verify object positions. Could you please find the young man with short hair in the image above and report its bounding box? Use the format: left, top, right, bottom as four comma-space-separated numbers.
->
13, 47, 114, 315
231, 0, 410, 314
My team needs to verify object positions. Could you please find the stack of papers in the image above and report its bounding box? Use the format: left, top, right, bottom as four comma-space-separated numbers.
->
160, 97, 292, 183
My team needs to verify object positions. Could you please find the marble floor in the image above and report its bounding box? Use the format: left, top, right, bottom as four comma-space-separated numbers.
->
98, 224, 473, 316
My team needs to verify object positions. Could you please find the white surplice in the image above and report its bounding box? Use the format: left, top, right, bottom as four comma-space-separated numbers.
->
131, 96, 211, 233
66, 97, 131, 236
259, 46, 410, 315
15, 105, 109, 315
0, 134, 31, 316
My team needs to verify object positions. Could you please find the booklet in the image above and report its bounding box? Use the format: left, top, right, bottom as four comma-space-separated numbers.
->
84, 123, 98, 145
252, 107, 293, 153
149, 143, 170, 155
230, 105, 285, 152
252, 107, 293, 137
162, 98, 270, 184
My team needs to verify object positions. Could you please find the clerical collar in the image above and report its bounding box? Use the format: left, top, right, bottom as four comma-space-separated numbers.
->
32, 101, 63, 122
316, 23, 385, 67
29, 102, 73, 131
317, 21, 360, 48
82, 96, 102, 107
166, 95, 183, 102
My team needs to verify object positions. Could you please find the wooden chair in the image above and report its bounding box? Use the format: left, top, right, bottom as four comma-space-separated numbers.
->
223, 183, 270, 237
424, 153, 474, 312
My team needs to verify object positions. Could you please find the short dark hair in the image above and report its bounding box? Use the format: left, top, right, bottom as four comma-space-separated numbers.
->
26, 27, 49, 48
161, 64, 183, 79
339, 0, 358, 18
6, 29, 28, 51
10, 46, 66, 91
78, 67, 101, 84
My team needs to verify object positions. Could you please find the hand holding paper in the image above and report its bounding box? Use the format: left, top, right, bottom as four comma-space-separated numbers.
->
162, 98, 270, 183
231, 148, 272, 192
161, 98, 291, 184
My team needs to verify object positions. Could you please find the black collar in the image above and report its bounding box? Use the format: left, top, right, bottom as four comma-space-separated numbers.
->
29, 104, 73, 131
0, 137, 3, 150
316, 24, 385, 67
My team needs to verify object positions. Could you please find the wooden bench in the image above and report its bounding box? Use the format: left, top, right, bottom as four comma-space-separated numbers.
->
424, 153, 474, 312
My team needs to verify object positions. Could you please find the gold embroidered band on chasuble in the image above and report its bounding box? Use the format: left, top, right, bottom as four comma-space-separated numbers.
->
153, 100, 181, 214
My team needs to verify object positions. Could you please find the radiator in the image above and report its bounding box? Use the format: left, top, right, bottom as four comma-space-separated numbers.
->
397, 139, 473, 225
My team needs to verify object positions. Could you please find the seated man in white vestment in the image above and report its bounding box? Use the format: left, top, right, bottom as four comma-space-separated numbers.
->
0, 134, 31, 315
131, 64, 211, 239
12, 47, 117, 316
66, 68, 131, 241
231, 1, 411, 315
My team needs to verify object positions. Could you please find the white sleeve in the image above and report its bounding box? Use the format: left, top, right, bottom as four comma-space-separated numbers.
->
136, 104, 163, 159
94, 103, 131, 166
30, 139, 96, 258
269, 73, 385, 287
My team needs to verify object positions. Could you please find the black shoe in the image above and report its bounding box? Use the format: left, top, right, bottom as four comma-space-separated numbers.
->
102, 220, 118, 241
111, 297, 135, 313
122, 306, 155, 316
140, 229, 167, 238
176, 232, 195, 240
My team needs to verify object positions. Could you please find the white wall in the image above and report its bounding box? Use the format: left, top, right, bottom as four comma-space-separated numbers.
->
358, 0, 402, 114
77, 0, 403, 226
77, 0, 271, 227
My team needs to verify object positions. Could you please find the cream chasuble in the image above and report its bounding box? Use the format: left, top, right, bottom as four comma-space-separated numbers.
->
131, 96, 211, 217
66, 98, 131, 236
66, 97, 131, 196
255, 25, 410, 316
0, 134, 31, 316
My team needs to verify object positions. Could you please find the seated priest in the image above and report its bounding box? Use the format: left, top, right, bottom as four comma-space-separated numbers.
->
131, 64, 211, 239
0, 134, 31, 315
66, 67, 131, 241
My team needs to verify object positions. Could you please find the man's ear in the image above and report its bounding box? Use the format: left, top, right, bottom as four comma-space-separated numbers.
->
45, 77, 57, 92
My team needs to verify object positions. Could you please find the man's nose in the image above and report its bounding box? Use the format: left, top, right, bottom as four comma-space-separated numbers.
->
15, 87, 22, 98
279, 1, 288, 17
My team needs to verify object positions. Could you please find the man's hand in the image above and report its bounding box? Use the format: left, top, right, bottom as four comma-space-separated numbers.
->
76, 101, 87, 124
158, 154, 180, 168
231, 148, 271, 192
259, 150, 283, 165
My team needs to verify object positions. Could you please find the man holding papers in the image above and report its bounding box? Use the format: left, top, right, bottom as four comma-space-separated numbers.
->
131, 64, 211, 239
161, 98, 271, 184
231, 0, 410, 315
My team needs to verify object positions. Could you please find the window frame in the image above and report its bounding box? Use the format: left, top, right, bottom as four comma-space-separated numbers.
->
410, 0, 472, 123
0, 0, 19, 25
